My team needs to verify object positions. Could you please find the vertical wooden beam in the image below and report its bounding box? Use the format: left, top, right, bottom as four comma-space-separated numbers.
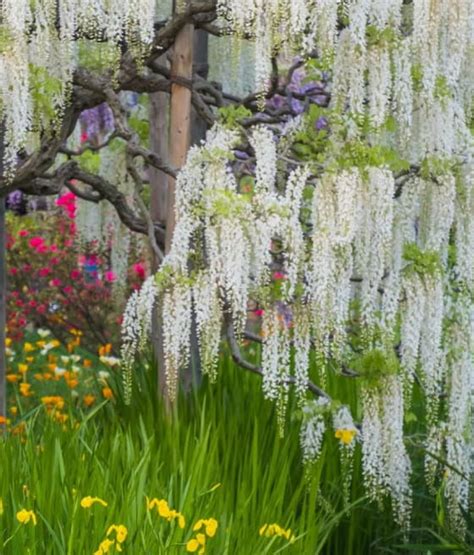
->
165, 22, 194, 254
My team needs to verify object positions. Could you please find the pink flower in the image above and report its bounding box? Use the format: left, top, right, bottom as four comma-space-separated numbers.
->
38, 267, 51, 277
255, 309, 265, 317
70, 269, 82, 281
37, 304, 46, 314
132, 262, 146, 280
28, 300, 37, 308
9, 267, 18, 276
50, 244, 58, 252
104, 271, 117, 283
18, 230, 29, 237
80, 132, 88, 144
273, 272, 286, 280
50, 278, 62, 287
37, 245, 49, 254
50, 257, 60, 266
63, 286, 73, 294
29, 236, 44, 249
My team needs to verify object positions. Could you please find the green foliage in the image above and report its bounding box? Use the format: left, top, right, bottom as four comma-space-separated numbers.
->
217, 105, 252, 128
0, 26, 13, 55
403, 243, 442, 278
420, 156, 455, 179
366, 24, 398, 48
129, 115, 150, 145
77, 149, 101, 174
351, 348, 399, 386
29, 65, 64, 127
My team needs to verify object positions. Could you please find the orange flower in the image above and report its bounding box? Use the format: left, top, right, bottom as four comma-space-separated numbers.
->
83, 359, 93, 368
41, 396, 65, 410
66, 378, 79, 389
42, 372, 53, 381
102, 387, 113, 400
83, 395, 96, 407
6, 374, 19, 383
48, 363, 57, 372
34, 373, 44, 381
19, 383, 33, 397
0, 416, 7, 425
98, 344, 112, 357
48, 354, 57, 364
54, 412, 69, 424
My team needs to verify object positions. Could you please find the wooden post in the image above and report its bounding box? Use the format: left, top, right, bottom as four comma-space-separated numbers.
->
165, 22, 194, 254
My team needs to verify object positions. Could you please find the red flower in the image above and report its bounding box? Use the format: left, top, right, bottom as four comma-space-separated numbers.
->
70, 269, 82, 281
104, 271, 117, 283
18, 229, 29, 237
29, 236, 44, 249
132, 262, 146, 280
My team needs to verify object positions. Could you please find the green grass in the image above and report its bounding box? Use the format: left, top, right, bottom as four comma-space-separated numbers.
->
0, 355, 471, 554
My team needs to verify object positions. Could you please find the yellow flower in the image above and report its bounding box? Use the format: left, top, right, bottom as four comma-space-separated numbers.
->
94, 538, 114, 555
107, 524, 128, 544
6, 374, 19, 383
193, 518, 218, 538
9, 406, 17, 415
80, 496, 108, 509
18, 363, 28, 374
69, 328, 83, 337
186, 533, 206, 554
26, 356, 34, 363
5, 337, 12, 348
334, 428, 357, 446
16, 509, 37, 525
36, 340, 46, 348
24, 343, 35, 353
147, 498, 185, 528
259, 523, 294, 541
19, 383, 33, 397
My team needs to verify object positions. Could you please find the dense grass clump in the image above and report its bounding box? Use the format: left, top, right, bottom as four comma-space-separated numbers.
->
0, 355, 471, 554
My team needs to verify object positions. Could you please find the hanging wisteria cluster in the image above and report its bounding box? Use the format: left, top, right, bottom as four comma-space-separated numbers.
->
0, 0, 161, 175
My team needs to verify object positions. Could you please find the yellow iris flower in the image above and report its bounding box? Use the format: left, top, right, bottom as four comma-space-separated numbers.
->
186, 533, 206, 554
259, 523, 294, 541
193, 518, 218, 538
80, 496, 108, 508
147, 498, 185, 528
16, 509, 37, 525
334, 428, 357, 445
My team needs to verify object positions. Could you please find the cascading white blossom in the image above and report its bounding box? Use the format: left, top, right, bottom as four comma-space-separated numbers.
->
362, 376, 412, 529
121, 275, 158, 403
300, 398, 329, 465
